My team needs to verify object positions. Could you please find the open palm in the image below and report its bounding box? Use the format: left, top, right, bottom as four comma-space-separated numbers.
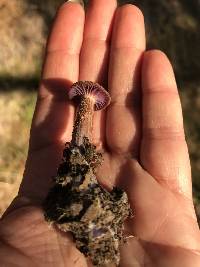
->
1, 1, 200, 266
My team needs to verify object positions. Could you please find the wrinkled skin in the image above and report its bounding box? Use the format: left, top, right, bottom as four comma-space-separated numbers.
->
0, 1, 200, 266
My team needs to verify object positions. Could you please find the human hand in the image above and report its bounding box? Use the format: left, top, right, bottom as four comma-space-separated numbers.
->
0, 1, 200, 266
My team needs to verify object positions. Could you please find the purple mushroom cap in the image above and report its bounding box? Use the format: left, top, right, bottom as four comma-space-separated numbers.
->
69, 81, 111, 111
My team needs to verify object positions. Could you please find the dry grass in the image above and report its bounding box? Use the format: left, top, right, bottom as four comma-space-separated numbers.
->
0, 0, 45, 77
180, 84, 200, 184
0, 91, 36, 215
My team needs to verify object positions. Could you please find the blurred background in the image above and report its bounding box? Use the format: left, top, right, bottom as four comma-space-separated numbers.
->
0, 0, 200, 222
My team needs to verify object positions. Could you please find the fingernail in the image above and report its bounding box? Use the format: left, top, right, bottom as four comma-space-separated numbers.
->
66, 0, 84, 7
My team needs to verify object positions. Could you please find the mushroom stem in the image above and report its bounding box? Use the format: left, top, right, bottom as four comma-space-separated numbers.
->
72, 96, 95, 146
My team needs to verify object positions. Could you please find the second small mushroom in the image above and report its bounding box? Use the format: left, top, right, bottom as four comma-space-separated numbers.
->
69, 81, 111, 146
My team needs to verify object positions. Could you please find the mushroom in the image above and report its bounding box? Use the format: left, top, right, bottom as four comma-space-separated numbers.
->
43, 81, 131, 267
69, 81, 111, 146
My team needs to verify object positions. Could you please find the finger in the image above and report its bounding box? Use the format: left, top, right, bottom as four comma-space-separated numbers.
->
79, 0, 117, 82
18, 2, 85, 201
106, 4, 145, 156
140, 50, 192, 198
30, 2, 85, 150
79, 0, 117, 147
